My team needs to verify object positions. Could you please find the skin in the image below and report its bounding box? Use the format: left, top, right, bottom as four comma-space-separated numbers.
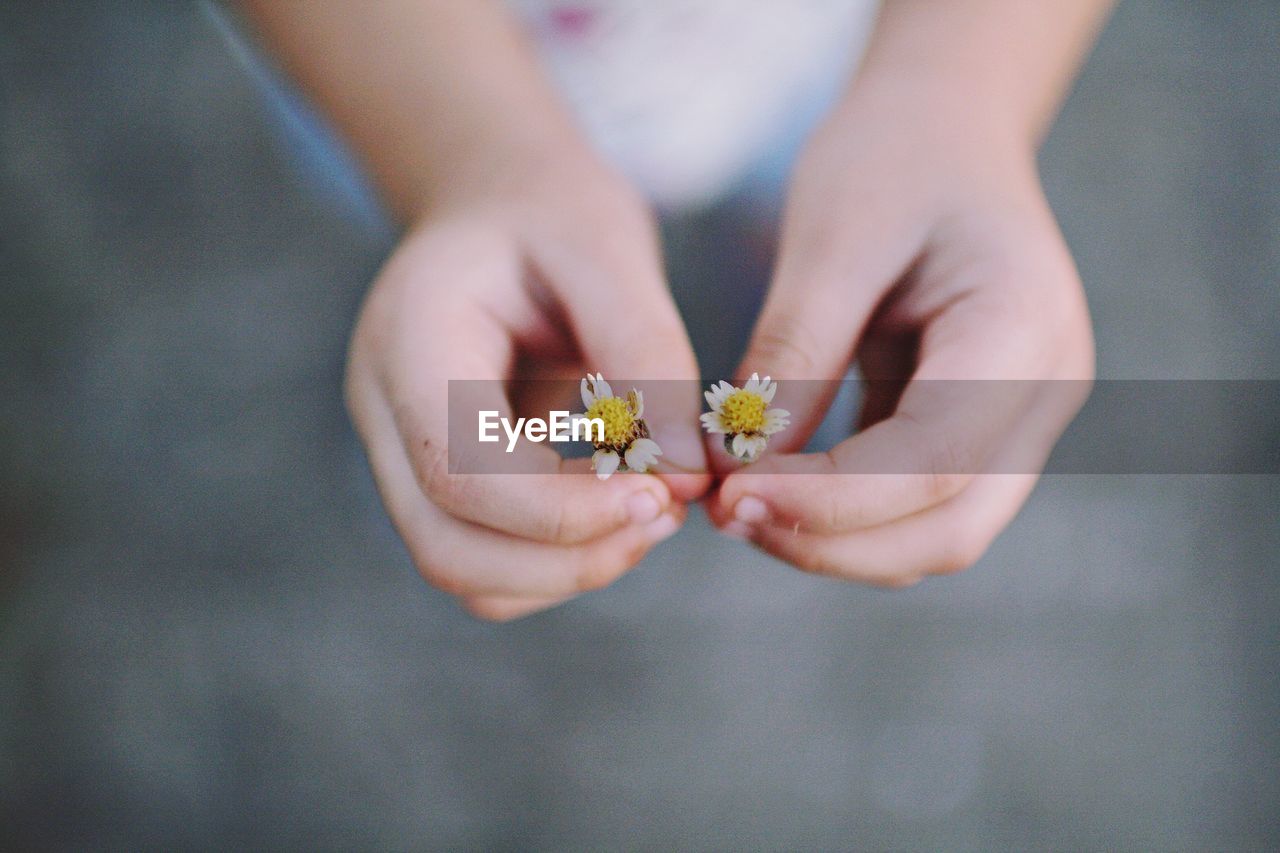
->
241, 0, 1112, 617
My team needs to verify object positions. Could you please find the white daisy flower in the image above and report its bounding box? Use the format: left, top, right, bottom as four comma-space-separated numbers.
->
577, 373, 663, 480
700, 373, 790, 463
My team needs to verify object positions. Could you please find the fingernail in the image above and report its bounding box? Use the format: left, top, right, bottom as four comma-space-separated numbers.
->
627, 491, 663, 525
723, 521, 753, 541
734, 496, 770, 524
644, 512, 681, 543
649, 423, 707, 473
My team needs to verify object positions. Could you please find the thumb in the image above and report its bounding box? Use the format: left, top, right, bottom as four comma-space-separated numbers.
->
730, 203, 926, 458
533, 225, 710, 500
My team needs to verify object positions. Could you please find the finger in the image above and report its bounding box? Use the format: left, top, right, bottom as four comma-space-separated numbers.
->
527, 218, 710, 499
747, 472, 1039, 587
405, 391, 676, 545
714, 368, 1084, 584
723, 366, 1088, 539
726, 190, 928, 460
717, 296, 1052, 534
363, 228, 678, 545
403, 501, 684, 599
361, 378, 687, 596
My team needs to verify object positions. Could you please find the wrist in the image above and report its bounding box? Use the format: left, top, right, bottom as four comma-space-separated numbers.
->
841, 0, 1112, 153
842, 61, 1037, 158
406, 135, 650, 249
800, 63, 1042, 214
398, 112, 574, 220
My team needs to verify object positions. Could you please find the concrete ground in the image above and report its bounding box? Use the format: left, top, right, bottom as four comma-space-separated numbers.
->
1, 1, 1277, 848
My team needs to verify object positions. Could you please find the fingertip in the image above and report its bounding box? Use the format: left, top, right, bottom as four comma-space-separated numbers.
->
625, 490, 663, 525
557, 462, 674, 544
712, 454, 799, 530
705, 488, 772, 542
620, 474, 675, 522
648, 421, 708, 475
642, 510, 682, 544
733, 495, 770, 525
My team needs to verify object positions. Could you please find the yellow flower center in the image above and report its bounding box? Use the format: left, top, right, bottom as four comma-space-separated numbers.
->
720, 389, 767, 434
585, 396, 636, 446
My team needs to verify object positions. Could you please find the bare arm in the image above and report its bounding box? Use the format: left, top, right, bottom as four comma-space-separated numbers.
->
237, 0, 588, 222
850, 0, 1115, 143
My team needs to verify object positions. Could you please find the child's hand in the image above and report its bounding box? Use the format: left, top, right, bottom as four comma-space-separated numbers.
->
705, 73, 1095, 587
242, 0, 709, 619
346, 148, 709, 621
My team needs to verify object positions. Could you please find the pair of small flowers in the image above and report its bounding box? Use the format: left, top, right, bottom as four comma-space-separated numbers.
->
578, 373, 791, 480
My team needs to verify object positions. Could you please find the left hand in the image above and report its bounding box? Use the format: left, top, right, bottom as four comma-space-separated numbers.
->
705, 85, 1095, 587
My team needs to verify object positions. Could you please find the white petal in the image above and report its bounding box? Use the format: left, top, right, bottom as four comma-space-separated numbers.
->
580, 376, 595, 409
592, 449, 620, 480
761, 408, 791, 435
744, 435, 768, 461
625, 438, 662, 472
595, 374, 613, 400
700, 412, 727, 434
731, 433, 749, 459
761, 381, 777, 403
631, 437, 662, 457
631, 389, 644, 418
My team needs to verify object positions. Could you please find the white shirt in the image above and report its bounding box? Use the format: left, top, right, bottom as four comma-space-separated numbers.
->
508, 0, 880, 210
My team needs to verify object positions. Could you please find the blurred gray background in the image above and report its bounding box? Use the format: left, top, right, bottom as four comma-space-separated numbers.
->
2, 0, 1278, 848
